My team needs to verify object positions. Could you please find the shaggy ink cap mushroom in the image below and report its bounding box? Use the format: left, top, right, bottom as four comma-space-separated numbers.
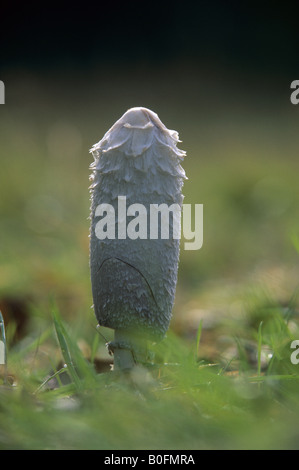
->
89, 107, 186, 370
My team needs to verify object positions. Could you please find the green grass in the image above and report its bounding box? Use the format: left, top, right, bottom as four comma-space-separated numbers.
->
1, 69, 299, 449
1, 298, 299, 450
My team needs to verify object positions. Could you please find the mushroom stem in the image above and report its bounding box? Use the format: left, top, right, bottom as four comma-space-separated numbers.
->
111, 329, 147, 371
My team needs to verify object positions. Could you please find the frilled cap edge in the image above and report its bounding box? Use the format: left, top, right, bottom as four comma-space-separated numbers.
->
89, 107, 186, 161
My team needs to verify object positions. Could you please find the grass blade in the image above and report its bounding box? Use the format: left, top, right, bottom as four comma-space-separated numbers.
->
257, 321, 263, 377
0, 311, 7, 382
196, 319, 203, 361
52, 307, 81, 390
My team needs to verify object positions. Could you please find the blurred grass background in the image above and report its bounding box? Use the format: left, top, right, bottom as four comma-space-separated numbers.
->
1, 1, 299, 450
1, 66, 298, 332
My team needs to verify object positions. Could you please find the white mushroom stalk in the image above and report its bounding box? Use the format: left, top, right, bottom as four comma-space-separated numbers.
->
89, 107, 186, 371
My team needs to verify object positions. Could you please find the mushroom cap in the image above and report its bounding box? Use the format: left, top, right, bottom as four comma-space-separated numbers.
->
89, 107, 186, 340
90, 106, 185, 162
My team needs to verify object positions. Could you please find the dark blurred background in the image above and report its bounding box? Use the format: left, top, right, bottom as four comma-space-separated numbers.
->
0, 1, 299, 340
1, 1, 299, 75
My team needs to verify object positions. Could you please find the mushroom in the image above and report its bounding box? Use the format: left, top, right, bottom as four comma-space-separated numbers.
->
89, 107, 186, 370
